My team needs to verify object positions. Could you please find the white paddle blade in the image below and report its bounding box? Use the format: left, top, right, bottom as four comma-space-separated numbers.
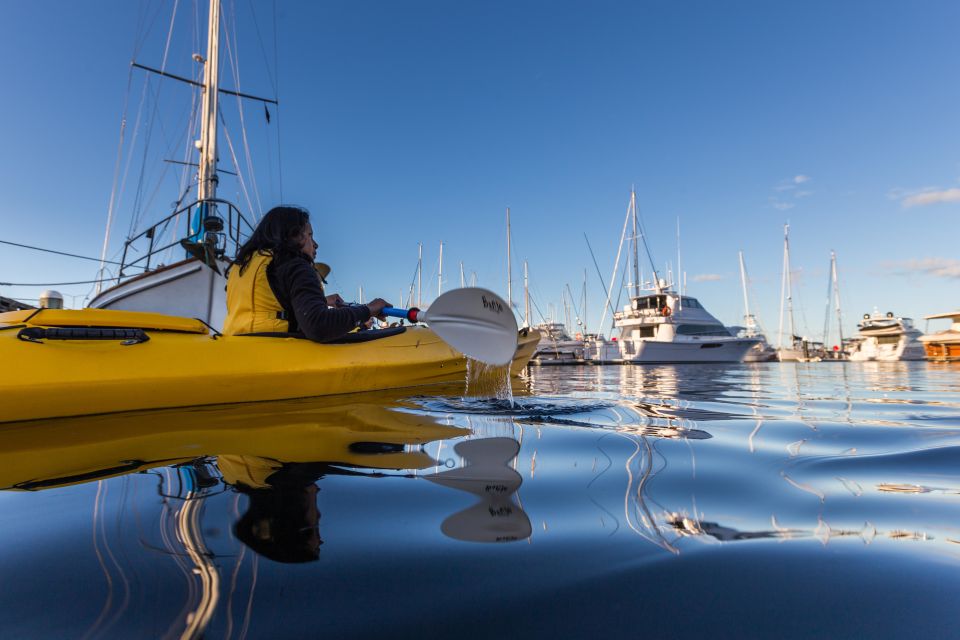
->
421, 287, 518, 366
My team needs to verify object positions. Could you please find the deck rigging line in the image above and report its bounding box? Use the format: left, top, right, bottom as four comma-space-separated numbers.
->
0, 239, 124, 266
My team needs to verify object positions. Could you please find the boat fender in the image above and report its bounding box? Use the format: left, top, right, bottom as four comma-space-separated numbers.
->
17, 326, 150, 345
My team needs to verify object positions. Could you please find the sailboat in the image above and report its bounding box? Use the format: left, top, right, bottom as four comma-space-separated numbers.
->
612, 190, 758, 363
737, 251, 777, 362
87, 0, 263, 329
776, 224, 818, 362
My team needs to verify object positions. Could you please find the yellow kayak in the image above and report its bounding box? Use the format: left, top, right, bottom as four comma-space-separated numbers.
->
0, 307, 540, 423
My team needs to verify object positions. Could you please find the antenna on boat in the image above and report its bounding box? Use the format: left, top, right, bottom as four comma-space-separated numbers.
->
438, 241, 444, 298
460, 261, 465, 289
417, 242, 423, 308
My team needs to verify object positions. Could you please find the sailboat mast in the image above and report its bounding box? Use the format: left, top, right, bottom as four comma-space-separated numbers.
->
523, 260, 530, 329
506, 207, 512, 311
832, 250, 844, 349
438, 241, 443, 298
630, 190, 641, 297
197, 0, 221, 202
583, 268, 588, 335
739, 251, 752, 329
778, 225, 788, 350
417, 242, 422, 308
785, 225, 796, 343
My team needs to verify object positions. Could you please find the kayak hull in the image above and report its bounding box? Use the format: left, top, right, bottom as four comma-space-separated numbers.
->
1, 308, 538, 422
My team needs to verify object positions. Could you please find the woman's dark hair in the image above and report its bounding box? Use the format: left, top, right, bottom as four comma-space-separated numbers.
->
232, 205, 311, 274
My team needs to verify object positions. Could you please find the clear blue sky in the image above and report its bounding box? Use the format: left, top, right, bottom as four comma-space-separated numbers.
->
1, 0, 958, 343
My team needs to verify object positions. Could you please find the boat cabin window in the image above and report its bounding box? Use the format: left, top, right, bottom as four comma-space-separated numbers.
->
679, 297, 701, 309
675, 324, 731, 337
632, 295, 668, 311
635, 326, 655, 338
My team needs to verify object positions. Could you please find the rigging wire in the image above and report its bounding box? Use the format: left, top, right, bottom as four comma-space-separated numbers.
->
0, 239, 124, 266
222, 1, 264, 217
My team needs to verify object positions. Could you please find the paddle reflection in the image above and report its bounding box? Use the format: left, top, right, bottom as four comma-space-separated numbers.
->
425, 437, 531, 543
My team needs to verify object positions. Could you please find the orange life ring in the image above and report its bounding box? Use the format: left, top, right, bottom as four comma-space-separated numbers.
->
662, 305, 671, 317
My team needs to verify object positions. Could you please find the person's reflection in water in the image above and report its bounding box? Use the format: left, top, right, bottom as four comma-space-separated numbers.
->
219, 455, 370, 563
425, 438, 532, 543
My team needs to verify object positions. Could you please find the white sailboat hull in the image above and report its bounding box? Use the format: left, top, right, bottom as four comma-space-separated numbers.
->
619, 337, 757, 363
88, 258, 228, 330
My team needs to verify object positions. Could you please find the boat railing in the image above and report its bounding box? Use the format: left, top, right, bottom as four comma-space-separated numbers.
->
116, 199, 255, 279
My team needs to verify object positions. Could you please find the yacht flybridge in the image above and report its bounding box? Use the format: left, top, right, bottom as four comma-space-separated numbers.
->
609, 191, 757, 363
848, 311, 925, 362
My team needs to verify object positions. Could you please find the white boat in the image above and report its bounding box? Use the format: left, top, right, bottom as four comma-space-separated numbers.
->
530, 322, 585, 365
614, 290, 757, 363
848, 311, 925, 361
919, 311, 960, 361
582, 334, 621, 364
610, 191, 757, 364
87, 1, 264, 328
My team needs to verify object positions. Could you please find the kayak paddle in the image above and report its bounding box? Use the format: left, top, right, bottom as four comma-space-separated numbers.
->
382, 287, 518, 366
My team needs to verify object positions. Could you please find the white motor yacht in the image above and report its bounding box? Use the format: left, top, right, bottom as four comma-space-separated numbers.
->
614, 291, 757, 363
848, 311, 925, 362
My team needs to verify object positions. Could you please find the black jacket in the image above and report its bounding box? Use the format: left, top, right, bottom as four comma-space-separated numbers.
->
266, 254, 371, 342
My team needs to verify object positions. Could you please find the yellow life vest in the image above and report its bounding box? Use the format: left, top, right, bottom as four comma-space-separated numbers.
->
224, 251, 289, 335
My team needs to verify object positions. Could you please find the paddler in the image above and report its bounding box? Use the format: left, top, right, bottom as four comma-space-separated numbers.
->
224, 205, 389, 340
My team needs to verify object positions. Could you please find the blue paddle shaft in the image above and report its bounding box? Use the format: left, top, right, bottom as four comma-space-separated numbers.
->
382, 306, 421, 322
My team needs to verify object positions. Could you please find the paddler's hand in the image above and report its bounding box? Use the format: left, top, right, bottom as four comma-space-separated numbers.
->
326, 293, 345, 307
366, 298, 390, 321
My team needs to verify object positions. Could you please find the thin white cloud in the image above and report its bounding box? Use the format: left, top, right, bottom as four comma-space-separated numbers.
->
770, 198, 795, 211
794, 175, 810, 184
693, 273, 723, 282
794, 190, 813, 199
902, 188, 960, 208
885, 258, 960, 279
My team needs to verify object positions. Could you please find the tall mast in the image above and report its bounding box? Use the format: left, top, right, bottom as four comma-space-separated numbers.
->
630, 190, 641, 297
676, 217, 682, 308
523, 260, 530, 328
417, 242, 422, 308
438, 241, 444, 298
783, 230, 797, 345
506, 207, 512, 312
778, 225, 788, 350
583, 268, 588, 335
832, 250, 844, 349
459, 261, 465, 288
739, 250, 753, 331
197, 0, 222, 202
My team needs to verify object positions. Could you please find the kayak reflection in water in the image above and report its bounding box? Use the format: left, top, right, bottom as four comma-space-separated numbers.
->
223, 205, 389, 341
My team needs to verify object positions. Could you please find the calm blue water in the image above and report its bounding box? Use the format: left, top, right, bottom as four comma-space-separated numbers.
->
2, 362, 960, 639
